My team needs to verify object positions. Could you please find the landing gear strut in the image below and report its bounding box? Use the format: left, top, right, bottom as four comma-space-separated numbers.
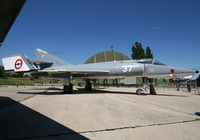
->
136, 78, 157, 95
136, 77, 148, 95
63, 84, 73, 94
85, 80, 92, 91
63, 78, 73, 94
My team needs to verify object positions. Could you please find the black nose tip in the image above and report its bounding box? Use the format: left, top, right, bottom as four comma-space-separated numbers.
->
196, 70, 199, 73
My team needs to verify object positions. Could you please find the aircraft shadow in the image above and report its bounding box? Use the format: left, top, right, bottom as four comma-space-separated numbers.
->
17, 87, 188, 97
30, 87, 63, 91
147, 94, 188, 97
76, 88, 188, 97
0, 97, 89, 140
195, 112, 200, 117
17, 87, 139, 95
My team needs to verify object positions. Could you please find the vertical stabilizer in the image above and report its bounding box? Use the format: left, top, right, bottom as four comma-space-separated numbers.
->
2, 54, 37, 72
34, 49, 71, 66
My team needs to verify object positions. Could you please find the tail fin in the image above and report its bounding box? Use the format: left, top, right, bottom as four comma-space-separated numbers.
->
34, 49, 71, 66
2, 55, 37, 72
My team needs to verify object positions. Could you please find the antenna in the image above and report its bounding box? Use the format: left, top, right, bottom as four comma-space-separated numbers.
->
110, 45, 114, 51
50, 51, 60, 54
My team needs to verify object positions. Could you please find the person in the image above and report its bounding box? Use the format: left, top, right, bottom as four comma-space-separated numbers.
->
187, 80, 191, 92
175, 79, 180, 91
196, 75, 200, 94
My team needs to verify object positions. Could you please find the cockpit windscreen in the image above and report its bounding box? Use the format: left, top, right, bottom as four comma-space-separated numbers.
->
136, 59, 166, 65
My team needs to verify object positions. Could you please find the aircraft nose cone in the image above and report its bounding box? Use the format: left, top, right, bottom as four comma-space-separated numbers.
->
196, 70, 199, 73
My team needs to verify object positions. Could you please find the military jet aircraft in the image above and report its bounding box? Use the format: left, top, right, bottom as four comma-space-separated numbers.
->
2, 49, 199, 94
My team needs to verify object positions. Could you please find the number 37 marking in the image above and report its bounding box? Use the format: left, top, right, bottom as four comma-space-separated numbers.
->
122, 65, 133, 72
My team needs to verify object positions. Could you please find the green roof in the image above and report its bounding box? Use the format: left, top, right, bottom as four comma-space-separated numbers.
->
85, 51, 130, 64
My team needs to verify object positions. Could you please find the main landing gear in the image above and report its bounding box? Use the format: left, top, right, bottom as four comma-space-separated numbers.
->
63, 78, 73, 94
63, 84, 73, 94
63, 79, 93, 94
85, 80, 92, 91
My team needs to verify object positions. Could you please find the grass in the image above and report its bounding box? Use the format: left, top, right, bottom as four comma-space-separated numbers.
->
0, 77, 43, 86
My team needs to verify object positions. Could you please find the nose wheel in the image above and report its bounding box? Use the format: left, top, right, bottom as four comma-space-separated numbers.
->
136, 85, 148, 95
136, 89, 147, 95
136, 77, 148, 95
136, 78, 156, 95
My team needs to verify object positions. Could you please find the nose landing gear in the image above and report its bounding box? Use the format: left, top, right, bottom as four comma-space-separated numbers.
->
136, 83, 148, 95
136, 78, 156, 95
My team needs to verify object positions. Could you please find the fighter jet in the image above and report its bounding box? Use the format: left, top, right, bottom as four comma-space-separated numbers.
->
2, 49, 199, 94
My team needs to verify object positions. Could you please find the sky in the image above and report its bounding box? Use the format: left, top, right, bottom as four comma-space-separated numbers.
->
0, 0, 200, 69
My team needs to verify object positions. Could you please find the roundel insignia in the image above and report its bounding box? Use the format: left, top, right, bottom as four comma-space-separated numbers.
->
150, 68, 154, 72
15, 59, 23, 70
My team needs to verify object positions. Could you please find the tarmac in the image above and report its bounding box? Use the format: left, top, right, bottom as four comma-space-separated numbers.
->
0, 86, 200, 140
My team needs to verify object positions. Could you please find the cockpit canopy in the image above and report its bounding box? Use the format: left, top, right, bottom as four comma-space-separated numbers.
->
135, 58, 166, 65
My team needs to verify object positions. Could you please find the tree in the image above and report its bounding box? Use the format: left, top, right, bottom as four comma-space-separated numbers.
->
145, 46, 153, 58
131, 42, 153, 59
0, 65, 4, 77
131, 42, 145, 59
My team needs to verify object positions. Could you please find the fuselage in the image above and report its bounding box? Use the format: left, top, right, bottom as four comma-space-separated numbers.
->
44, 59, 197, 79
2, 49, 198, 81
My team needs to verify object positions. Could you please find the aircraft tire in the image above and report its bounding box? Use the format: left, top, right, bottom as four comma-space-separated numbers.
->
136, 89, 143, 95
85, 80, 92, 91
63, 84, 73, 94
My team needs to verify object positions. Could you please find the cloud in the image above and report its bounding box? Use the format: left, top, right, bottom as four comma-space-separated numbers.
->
150, 26, 160, 30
